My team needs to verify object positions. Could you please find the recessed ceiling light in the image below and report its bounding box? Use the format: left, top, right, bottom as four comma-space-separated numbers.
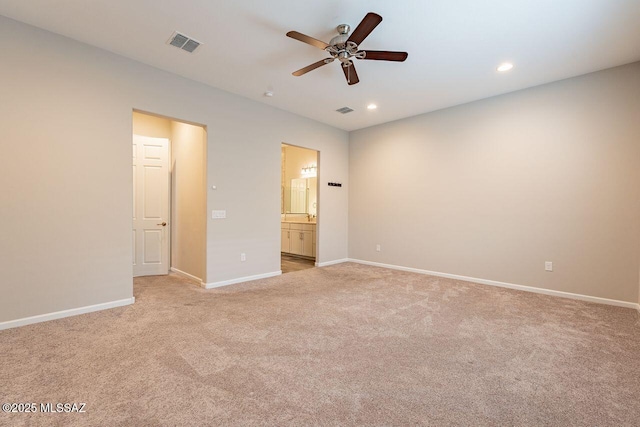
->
497, 62, 514, 72
367, 104, 377, 110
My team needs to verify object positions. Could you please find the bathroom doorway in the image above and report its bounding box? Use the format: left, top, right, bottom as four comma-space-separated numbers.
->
280, 143, 318, 274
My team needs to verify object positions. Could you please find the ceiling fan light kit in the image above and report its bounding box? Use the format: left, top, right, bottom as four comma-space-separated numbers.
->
287, 12, 408, 85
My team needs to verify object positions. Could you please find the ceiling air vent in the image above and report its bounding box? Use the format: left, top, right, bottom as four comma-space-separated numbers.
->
336, 107, 354, 114
167, 31, 202, 53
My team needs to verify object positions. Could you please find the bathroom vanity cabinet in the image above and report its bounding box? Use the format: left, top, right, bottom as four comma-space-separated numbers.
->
281, 222, 316, 258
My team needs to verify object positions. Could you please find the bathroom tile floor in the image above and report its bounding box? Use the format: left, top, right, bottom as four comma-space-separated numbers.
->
281, 254, 315, 274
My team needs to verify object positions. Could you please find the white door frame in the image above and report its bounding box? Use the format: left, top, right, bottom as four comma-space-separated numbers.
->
281, 143, 319, 263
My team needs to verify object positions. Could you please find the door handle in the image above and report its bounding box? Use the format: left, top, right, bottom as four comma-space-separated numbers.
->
157, 222, 167, 226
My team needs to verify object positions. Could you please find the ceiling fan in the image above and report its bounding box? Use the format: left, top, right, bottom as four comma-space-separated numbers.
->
286, 12, 408, 85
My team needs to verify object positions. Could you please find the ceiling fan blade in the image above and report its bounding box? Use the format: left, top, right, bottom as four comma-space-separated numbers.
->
361, 50, 408, 62
292, 59, 333, 76
286, 31, 329, 50
347, 12, 382, 46
342, 61, 359, 85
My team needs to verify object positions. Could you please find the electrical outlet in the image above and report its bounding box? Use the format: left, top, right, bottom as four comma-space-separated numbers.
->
545, 261, 553, 272
376, 244, 381, 252
240, 253, 246, 262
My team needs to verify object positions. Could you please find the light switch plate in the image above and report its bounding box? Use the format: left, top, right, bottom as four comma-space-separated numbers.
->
212, 210, 226, 219
545, 261, 553, 272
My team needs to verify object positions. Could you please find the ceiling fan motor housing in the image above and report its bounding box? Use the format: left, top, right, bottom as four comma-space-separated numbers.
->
328, 25, 363, 63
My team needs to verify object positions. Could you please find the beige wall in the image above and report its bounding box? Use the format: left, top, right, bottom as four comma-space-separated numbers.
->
132, 112, 172, 139
170, 121, 206, 282
283, 144, 318, 183
0, 16, 348, 323
349, 62, 640, 303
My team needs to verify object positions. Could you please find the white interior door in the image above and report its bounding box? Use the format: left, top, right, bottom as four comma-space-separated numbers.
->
290, 178, 307, 213
133, 135, 170, 277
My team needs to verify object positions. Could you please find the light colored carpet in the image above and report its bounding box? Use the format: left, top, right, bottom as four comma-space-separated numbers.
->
1, 263, 639, 426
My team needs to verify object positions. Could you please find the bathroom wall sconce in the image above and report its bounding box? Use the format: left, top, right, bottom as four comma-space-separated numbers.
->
301, 164, 317, 177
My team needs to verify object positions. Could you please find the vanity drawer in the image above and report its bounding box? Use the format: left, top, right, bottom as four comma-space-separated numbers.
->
281, 222, 290, 230
289, 223, 316, 231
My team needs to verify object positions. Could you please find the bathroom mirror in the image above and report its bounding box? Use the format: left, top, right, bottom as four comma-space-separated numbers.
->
284, 177, 317, 214
281, 144, 318, 215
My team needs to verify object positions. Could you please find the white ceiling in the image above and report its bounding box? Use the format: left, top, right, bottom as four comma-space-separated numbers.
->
1, 0, 639, 131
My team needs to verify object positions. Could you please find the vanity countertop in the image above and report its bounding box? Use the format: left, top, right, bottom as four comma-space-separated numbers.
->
281, 220, 317, 225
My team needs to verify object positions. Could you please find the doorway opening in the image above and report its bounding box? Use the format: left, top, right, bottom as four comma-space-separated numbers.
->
281, 143, 318, 274
132, 110, 207, 284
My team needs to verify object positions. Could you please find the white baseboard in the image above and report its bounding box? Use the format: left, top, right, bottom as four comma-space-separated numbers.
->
202, 271, 282, 289
0, 297, 136, 331
170, 267, 202, 283
315, 258, 349, 267
348, 258, 640, 311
